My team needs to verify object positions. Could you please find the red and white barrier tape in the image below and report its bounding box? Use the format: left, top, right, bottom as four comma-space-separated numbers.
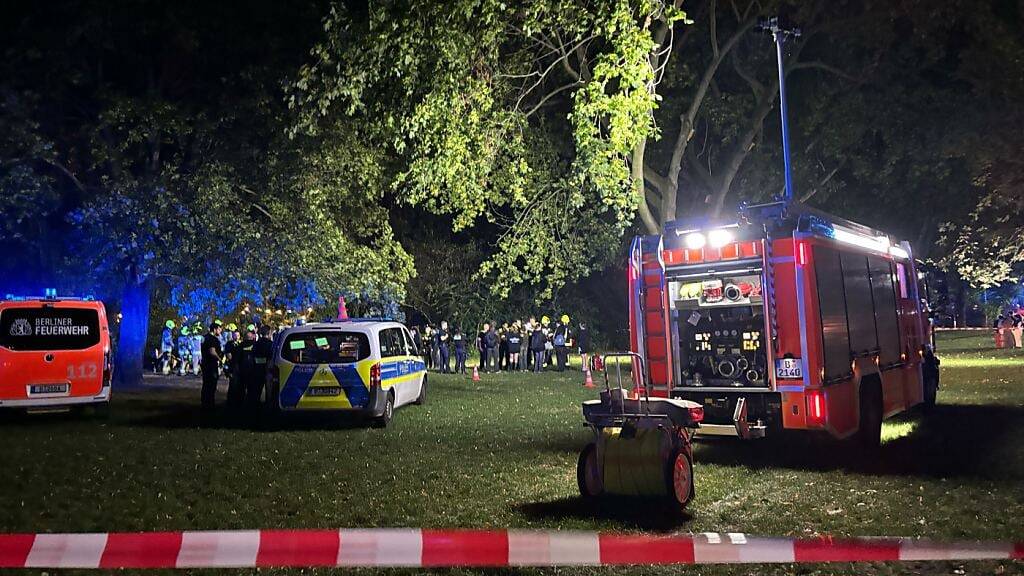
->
0, 530, 1020, 568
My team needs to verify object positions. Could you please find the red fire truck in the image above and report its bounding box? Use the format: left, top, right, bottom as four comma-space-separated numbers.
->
628, 200, 938, 446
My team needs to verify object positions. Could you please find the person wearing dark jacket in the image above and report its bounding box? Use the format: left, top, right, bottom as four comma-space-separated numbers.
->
577, 322, 591, 372
484, 323, 499, 373
423, 326, 434, 371
247, 325, 274, 413
452, 327, 467, 374
530, 323, 546, 373
229, 327, 256, 410
200, 323, 224, 417
476, 325, 487, 369
498, 323, 509, 371
507, 323, 522, 372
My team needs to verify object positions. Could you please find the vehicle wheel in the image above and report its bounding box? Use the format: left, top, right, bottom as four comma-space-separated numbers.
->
577, 443, 603, 498
922, 372, 938, 411
414, 375, 427, 405
373, 391, 394, 428
664, 449, 694, 510
855, 382, 883, 449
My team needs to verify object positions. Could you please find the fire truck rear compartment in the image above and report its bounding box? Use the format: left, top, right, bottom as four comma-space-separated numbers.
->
668, 272, 770, 390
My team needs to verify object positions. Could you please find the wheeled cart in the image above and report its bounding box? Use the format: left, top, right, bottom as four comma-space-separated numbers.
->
576, 353, 704, 512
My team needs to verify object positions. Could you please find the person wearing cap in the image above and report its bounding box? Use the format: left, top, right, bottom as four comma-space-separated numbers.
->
248, 324, 274, 413
200, 322, 224, 420
176, 326, 192, 376
160, 320, 175, 375
554, 314, 571, 372
215, 319, 228, 351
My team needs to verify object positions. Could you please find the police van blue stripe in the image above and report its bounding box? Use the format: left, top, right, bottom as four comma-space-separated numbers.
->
330, 365, 369, 408
280, 365, 316, 408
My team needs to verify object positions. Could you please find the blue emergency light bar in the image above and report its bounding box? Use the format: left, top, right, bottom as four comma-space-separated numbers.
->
2, 289, 95, 302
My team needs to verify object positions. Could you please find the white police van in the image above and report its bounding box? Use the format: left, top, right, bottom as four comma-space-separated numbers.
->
267, 319, 426, 427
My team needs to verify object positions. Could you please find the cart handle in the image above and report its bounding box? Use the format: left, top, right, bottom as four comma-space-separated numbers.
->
600, 352, 651, 414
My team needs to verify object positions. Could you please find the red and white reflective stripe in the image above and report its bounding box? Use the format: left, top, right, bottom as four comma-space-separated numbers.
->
0, 530, 1021, 568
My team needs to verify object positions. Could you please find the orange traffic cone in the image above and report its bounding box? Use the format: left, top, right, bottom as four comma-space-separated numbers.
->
472, 366, 481, 382
583, 368, 595, 388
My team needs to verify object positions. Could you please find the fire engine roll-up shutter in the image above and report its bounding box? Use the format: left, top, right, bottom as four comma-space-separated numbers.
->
840, 252, 878, 357
868, 256, 901, 366
814, 246, 852, 382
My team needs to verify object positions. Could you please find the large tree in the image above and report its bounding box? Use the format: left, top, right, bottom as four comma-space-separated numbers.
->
292, 0, 688, 299
0, 1, 413, 385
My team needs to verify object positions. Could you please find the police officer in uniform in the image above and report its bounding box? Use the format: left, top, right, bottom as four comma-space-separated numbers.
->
452, 327, 467, 374
234, 324, 258, 413
200, 322, 223, 420
248, 325, 274, 412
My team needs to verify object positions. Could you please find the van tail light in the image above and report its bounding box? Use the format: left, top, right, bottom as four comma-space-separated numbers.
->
806, 389, 826, 427
102, 349, 113, 387
370, 362, 382, 389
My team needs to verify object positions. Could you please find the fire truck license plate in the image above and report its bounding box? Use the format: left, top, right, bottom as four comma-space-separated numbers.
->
775, 358, 802, 380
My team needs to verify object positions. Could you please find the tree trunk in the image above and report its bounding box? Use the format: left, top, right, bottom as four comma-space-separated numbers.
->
632, 141, 661, 234
708, 83, 780, 217
114, 276, 151, 388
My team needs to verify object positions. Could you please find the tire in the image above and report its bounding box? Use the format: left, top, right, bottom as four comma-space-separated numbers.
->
577, 442, 603, 498
665, 449, 694, 511
414, 375, 427, 405
855, 381, 883, 449
373, 391, 394, 428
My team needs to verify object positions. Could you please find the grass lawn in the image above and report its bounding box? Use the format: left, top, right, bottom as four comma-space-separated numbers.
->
1, 331, 1022, 575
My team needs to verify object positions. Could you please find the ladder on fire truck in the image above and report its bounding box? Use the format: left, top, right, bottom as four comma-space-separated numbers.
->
629, 235, 673, 397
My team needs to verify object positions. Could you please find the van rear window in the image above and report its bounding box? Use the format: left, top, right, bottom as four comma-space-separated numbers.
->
282, 331, 369, 364
0, 307, 101, 351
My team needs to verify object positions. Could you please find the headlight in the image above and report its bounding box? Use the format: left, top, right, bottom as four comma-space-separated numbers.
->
708, 228, 734, 248
684, 232, 706, 250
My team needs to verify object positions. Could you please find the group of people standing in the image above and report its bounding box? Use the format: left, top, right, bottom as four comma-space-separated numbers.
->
995, 310, 1024, 348
412, 315, 591, 375
197, 321, 275, 421
159, 319, 276, 422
